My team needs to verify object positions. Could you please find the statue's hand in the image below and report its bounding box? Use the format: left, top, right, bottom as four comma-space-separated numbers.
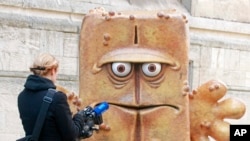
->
56, 85, 82, 114
189, 80, 245, 141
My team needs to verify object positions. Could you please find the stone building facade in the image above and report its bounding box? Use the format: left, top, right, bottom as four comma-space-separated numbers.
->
0, 0, 249, 140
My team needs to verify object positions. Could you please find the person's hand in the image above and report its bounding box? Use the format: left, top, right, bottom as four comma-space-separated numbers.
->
88, 102, 111, 132
99, 123, 111, 131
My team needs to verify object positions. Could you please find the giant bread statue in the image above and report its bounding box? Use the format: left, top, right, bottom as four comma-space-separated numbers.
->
59, 8, 246, 141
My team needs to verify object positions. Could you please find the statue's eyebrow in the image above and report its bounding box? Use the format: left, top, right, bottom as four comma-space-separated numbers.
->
92, 48, 180, 74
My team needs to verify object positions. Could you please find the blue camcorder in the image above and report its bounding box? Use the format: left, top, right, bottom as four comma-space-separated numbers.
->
79, 102, 109, 139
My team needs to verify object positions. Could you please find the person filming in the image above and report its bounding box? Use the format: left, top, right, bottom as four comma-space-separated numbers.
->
18, 53, 94, 141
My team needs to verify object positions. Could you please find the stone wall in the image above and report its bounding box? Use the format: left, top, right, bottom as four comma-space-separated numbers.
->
0, 1, 83, 139
191, 0, 250, 23
0, 0, 250, 140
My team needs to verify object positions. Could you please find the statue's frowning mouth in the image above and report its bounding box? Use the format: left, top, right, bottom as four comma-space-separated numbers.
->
108, 102, 179, 111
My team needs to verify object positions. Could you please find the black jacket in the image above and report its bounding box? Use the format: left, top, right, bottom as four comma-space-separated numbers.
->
18, 75, 84, 141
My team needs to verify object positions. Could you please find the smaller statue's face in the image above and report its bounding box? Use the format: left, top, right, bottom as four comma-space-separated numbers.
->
80, 11, 190, 141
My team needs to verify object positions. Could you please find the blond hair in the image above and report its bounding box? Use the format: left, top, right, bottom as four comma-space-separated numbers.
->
30, 53, 59, 76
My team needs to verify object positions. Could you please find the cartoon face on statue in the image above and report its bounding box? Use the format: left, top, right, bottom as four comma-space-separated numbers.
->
79, 9, 190, 141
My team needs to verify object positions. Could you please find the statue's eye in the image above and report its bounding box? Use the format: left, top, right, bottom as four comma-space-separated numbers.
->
112, 62, 132, 77
142, 63, 161, 77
